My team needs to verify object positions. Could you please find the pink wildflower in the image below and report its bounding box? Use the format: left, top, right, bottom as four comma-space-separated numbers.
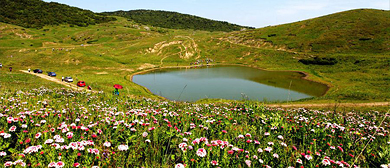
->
211, 160, 218, 166
35, 132, 42, 139
337, 146, 344, 152
4, 161, 13, 167
9, 126, 16, 132
245, 160, 251, 167
175, 163, 185, 168
57, 161, 65, 168
196, 148, 207, 157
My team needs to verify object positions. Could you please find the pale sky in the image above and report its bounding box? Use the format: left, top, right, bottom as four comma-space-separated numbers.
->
43, 0, 389, 28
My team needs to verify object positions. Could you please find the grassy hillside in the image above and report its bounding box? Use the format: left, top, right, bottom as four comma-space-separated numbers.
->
0, 7, 389, 103
0, 5, 389, 167
104, 10, 254, 32
0, 0, 116, 28
225, 9, 390, 53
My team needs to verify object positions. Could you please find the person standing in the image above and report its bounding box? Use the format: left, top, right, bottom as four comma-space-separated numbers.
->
62, 76, 64, 82
28, 68, 30, 72
9, 67, 12, 72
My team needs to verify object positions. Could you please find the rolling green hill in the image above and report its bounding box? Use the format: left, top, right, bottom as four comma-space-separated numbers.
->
225, 9, 390, 53
0, 4, 389, 103
104, 10, 254, 32
0, 0, 116, 28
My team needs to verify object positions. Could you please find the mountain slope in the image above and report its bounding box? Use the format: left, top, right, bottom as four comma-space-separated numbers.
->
104, 10, 254, 32
0, 0, 116, 28
226, 9, 390, 53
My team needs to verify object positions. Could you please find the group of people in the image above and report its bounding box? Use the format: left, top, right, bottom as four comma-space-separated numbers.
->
114, 88, 119, 95
190, 58, 214, 66
52, 48, 71, 52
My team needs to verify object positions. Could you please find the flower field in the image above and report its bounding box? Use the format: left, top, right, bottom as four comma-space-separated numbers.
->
0, 88, 389, 167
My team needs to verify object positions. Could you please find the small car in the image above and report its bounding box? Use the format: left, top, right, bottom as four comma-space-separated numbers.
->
33, 69, 43, 73
48, 72, 56, 77
77, 81, 86, 87
64, 77, 73, 82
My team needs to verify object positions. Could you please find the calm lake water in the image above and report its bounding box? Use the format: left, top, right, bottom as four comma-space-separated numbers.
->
133, 66, 329, 102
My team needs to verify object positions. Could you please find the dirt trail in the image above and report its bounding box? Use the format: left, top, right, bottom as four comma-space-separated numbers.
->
20, 70, 91, 92
147, 36, 201, 62
267, 102, 389, 108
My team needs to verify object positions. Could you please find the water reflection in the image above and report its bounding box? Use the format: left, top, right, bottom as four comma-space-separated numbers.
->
133, 66, 328, 101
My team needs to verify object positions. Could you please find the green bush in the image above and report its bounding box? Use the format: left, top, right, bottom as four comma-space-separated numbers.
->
299, 56, 338, 65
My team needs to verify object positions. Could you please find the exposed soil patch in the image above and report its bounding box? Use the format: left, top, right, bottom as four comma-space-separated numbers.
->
145, 36, 201, 60
138, 63, 156, 70
95, 71, 109, 75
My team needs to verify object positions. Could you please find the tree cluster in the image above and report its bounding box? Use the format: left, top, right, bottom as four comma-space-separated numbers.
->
299, 56, 338, 65
0, 0, 116, 28
105, 10, 254, 32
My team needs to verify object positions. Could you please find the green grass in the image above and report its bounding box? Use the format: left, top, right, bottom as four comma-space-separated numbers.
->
228, 9, 390, 53
0, 9, 389, 103
0, 70, 63, 90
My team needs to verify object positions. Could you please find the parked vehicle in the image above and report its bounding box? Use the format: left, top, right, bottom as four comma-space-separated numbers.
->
33, 69, 43, 73
77, 81, 86, 87
64, 77, 73, 82
48, 72, 57, 77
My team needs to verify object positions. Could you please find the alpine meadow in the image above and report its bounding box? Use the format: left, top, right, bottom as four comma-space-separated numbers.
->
0, 0, 389, 167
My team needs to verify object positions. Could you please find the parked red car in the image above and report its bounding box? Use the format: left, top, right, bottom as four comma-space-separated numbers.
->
77, 81, 86, 87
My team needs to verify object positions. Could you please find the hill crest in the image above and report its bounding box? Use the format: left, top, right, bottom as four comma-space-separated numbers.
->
224, 9, 390, 53
0, 0, 116, 28
104, 9, 254, 32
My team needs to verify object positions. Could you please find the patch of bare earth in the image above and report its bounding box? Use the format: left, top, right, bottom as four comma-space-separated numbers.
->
138, 63, 156, 70
95, 72, 109, 75
145, 36, 201, 60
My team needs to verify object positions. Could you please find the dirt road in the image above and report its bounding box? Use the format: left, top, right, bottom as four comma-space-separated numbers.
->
267, 102, 389, 108
20, 70, 91, 92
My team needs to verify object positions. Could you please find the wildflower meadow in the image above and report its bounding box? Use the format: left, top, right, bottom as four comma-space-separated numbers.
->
0, 88, 389, 167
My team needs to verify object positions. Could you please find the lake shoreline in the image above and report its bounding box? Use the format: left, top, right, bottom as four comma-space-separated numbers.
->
129, 64, 331, 102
